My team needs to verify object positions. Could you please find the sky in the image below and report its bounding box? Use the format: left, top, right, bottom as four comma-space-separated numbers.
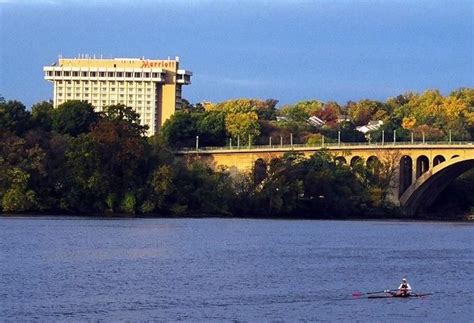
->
0, 0, 472, 108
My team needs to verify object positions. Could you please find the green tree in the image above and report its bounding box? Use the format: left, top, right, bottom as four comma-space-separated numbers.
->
52, 100, 98, 136
31, 101, 54, 131
225, 111, 260, 144
0, 100, 31, 134
161, 111, 199, 147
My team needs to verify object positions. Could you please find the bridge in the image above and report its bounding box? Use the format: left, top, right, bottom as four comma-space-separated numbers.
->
177, 142, 474, 215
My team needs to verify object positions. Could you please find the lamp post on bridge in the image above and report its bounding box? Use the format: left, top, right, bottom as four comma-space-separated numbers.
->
237, 135, 240, 149
449, 130, 452, 144
195, 135, 199, 151
280, 135, 283, 148
338, 131, 341, 146
290, 133, 293, 147
393, 130, 397, 144
381, 130, 385, 146
411, 132, 414, 144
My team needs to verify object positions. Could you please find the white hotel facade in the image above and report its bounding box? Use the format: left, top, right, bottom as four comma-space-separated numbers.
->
44, 56, 192, 136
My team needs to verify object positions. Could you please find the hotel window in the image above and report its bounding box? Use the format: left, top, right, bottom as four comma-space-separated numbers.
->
82, 72, 88, 77
107, 72, 114, 77
102, 87, 107, 91
138, 101, 142, 104
102, 100, 106, 105
117, 72, 123, 77
120, 94, 124, 97
55, 71, 61, 76
84, 81, 88, 84
67, 93, 71, 97
125, 72, 132, 78
75, 81, 80, 84
84, 87, 89, 91
90, 72, 97, 77
152, 72, 159, 78
93, 94, 98, 97
66, 80, 71, 84
58, 93, 63, 97
111, 100, 115, 104
110, 81, 115, 85
134, 72, 141, 78
129, 94, 133, 98
111, 88, 116, 92
64, 71, 71, 76
102, 93, 107, 97
144, 72, 150, 78
99, 72, 106, 77
84, 94, 89, 97
47, 71, 53, 76
146, 101, 151, 105
58, 81, 63, 84
120, 100, 124, 103
93, 87, 98, 91
73, 71, 79, 77
75, 87, 81, 91
67, 87, 72, 91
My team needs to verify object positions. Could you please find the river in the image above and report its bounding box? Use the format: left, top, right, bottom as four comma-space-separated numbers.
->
1, 217, 472, 321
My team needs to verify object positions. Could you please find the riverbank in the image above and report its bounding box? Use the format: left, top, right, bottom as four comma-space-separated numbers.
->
2, 210, 473, 222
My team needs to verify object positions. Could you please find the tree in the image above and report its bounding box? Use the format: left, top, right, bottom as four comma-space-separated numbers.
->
225, 111, 260, 144
31, 101, 54, 131
103, 104, 148, 137
0, 100, 31, 134
52, 100, 98, 136
161, 111, 198, 147
196, 111, 227, 146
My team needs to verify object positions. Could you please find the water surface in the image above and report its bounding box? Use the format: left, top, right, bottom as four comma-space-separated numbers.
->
1, 217, 473, 321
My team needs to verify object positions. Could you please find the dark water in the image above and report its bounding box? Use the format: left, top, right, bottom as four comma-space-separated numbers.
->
1, 218, 473, 321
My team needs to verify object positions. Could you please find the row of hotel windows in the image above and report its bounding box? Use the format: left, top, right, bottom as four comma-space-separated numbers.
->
48, 71, 163, 78
55, 80, 155, 86
57, 92, 153, 102
57, 87, 154, 95
56, 98, 153, 110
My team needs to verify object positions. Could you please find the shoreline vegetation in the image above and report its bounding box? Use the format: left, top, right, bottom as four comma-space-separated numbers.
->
1, 89, 473, 220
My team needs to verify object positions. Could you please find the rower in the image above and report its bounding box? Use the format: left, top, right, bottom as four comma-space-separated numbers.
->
396, 278, 412, 297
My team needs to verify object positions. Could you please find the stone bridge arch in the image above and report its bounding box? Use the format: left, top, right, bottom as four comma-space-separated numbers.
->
400, 157, 474, 215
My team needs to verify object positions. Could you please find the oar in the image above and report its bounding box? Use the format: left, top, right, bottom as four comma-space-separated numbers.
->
352, 290, 392, 297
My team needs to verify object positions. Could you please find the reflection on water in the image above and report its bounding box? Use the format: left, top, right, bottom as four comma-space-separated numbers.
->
1, 217, 473, 321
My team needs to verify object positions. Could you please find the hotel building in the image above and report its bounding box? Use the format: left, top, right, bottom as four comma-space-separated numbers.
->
44, 56, 192, 135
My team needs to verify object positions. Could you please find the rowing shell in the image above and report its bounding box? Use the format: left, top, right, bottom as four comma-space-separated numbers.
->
368, 293, 432, 299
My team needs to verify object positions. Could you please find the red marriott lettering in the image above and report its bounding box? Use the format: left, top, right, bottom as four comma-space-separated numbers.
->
141, 60, 174, 68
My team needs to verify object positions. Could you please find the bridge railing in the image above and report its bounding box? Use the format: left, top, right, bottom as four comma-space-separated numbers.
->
177, 141, 474, 152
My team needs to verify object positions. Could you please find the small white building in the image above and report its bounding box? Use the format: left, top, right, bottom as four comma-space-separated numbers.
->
308, 116, 325, 127
356, 120, 383, 134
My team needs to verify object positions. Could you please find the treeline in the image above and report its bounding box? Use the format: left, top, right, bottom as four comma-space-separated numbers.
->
1, 99, 401, 217
162, 88, 474, 148
1, 89, 473, 217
